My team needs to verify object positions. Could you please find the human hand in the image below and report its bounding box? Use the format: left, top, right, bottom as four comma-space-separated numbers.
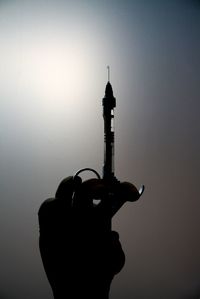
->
38, 176, 140, 299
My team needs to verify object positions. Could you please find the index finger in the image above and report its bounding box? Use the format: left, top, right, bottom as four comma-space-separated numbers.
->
72, 178, 108, 208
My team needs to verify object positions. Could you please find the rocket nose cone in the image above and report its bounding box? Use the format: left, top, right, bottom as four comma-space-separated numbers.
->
105, 81, 114, 97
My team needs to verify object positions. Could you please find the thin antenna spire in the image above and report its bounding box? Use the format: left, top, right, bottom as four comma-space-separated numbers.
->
107, 65, 110, 82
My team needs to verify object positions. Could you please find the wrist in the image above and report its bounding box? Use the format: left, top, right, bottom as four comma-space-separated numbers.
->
52, 280, 111, 299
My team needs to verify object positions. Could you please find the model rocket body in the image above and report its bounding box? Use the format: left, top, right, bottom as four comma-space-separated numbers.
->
73, 74, 144, 220
102, 81, 116, 182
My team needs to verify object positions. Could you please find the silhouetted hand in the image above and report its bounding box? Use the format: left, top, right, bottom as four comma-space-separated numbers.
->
38, 176, 140, 299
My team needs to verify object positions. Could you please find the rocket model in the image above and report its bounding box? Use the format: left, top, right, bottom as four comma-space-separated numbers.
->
102, 79, 116, 182
73, 68, 144, 219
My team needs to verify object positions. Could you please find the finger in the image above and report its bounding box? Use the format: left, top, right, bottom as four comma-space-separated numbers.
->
80, 179, 108, 198
55, 176, 82, 201
38, 176, 82, 232
109, 231, 125, 274
39, 176, 78, 217
73, 178, 108, 207
118, 181, 140, 202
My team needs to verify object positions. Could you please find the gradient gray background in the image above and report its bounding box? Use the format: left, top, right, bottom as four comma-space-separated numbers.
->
0, 0, 200, 298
